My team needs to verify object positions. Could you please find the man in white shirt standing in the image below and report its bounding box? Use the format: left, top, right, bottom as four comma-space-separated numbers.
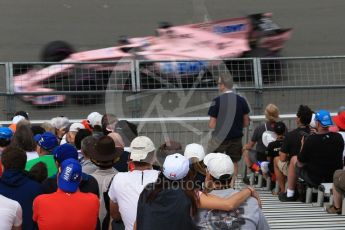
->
108, 136, 160, 230
0, 195, 22, 230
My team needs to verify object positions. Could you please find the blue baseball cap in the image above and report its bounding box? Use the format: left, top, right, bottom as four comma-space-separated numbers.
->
314, 110, 333, 127
0, 127, 13, 140
53, 143, 78, 164
58, 158, 82, 193
34, 132, 58, 151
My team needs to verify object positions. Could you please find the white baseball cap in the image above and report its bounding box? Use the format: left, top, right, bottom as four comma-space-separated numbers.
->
203, 153, 234, 179
69, 123, 85, 132
163, 153, 189, 180
184, 143, 205, 161
130, 136, 155, 162
87, 112, 103, 127
12, 115, 25, 124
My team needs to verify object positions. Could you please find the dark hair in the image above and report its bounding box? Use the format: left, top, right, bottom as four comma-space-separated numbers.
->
144, 172, 199, 216
75, 129, 92, 150
274, 121, 286, 135
31, 125, 45, 136
209, 175, 233, 188
92, 125, 103, 134
28, 162, 48, 183
1, 146, 27, 170
11, 123, 36, 151
0, 139, 11, 148
101, 114, 118, 135
297, 105, 313, 125
156, 140, 182, 167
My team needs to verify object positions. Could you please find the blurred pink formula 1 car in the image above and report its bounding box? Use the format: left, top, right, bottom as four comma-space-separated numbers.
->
14, 13, 292, 105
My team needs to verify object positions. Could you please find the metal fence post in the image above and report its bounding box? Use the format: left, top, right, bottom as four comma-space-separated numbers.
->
257, 174, 263, 188
249, 173, 255, 186
5, 63, 15, 120
130, 60, 142, 118
135, 60, 141, 92
306, 187, 313, 203
130, 60, 136, 92
316, 185, 325, 207
253, 58, 263, 115
266, 176, 271, 191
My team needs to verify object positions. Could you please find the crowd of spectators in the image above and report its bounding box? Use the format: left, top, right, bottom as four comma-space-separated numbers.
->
0, 75, 344, 229
0, 109, 264, 230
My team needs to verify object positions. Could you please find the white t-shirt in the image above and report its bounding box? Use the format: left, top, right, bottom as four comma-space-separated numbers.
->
108, 170, 160, 230
26, 151, 39, 161
0, 195, 22, 230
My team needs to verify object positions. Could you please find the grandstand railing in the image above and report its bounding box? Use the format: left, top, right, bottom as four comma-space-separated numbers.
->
0, 114, 324, 147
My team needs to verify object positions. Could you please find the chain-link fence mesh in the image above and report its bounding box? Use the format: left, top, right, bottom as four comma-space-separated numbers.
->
1, 57, 344, 120
261, 57, 345, 87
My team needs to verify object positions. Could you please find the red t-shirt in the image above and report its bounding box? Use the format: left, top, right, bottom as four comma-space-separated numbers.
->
33, 189, 99, 230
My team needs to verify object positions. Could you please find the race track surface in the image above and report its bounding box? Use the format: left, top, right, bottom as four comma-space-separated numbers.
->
1, 0, 345, 61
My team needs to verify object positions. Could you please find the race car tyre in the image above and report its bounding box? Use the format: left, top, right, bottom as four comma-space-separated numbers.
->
41, 40, 75, 62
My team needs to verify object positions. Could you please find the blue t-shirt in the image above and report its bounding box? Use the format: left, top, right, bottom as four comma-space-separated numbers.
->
208, 92, 250, 140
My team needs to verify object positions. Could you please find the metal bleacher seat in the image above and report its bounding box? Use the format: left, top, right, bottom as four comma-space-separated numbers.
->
236, 176, 345, 229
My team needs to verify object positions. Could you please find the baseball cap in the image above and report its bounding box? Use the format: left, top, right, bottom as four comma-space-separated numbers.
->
130, 136, 155, 162
87, 112, 103, 127
34, 132, 58, 151
274, 121, 286, 135
163, 153, 189, 180
0, 127, 13, 140
53, 143, 78, 164
315, 109, 333, 127
184, 143, 205, 161
69, 123, 85, 132
50, 117, 70, 130
14, 111, 29, 120
12, 115, 25, 124
203, 153, 234, 179
58, 158, 82, 193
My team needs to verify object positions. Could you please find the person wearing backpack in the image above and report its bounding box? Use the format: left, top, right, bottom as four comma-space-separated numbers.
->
242, 104, 280, 183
